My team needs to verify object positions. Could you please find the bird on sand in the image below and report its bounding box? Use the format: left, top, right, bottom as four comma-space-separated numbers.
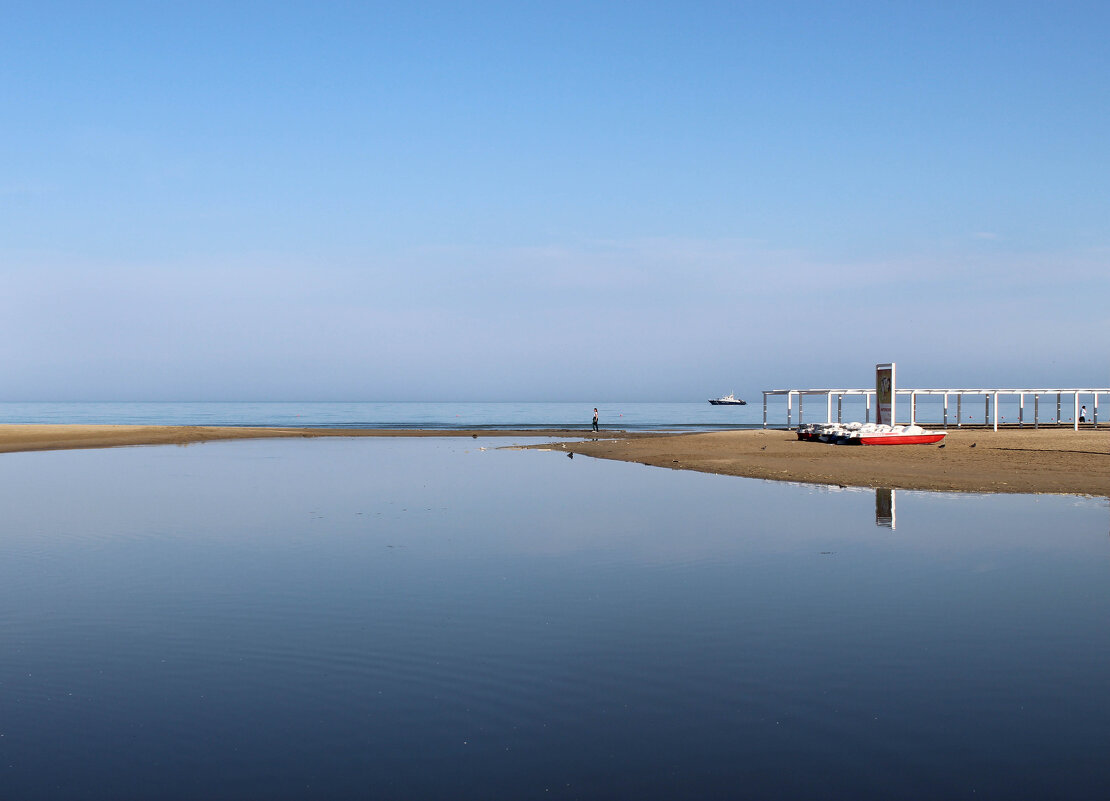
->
970, 442, 977, 448
760, 446, 767, 451
937, 443, 945, 449
567, 452, 573, 459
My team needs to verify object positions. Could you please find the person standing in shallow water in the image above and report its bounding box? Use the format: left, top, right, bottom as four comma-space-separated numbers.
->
592, 408, 599, 432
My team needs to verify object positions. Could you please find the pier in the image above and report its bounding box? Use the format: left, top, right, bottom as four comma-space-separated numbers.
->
762, 388, 1109, 431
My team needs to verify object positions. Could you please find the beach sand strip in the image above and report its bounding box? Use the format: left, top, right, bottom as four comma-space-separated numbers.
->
0, 424, 591, 454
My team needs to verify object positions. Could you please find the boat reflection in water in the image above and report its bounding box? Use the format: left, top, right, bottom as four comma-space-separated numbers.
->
875, 487, 896, 529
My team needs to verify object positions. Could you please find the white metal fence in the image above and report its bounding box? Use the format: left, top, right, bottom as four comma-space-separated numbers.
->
762, 388, 1108, 431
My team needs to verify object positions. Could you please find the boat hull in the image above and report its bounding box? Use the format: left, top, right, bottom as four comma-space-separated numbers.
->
797, 430, 947, 445
858, 433, 946, 446
708, 399, 747, 405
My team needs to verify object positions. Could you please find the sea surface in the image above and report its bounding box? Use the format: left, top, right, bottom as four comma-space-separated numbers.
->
0, 401, 765, 431
1, 437, 1108, 799
0, 398, 1095, 431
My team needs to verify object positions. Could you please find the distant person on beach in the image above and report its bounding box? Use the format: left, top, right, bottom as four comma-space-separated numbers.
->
592, 408, 599, 432
1080, 405, 1087, 423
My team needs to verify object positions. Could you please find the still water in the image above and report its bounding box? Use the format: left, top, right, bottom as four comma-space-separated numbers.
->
1, 438, 1108, 800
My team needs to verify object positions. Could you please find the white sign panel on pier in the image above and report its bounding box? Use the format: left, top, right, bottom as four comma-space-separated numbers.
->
876, 363, 895, 425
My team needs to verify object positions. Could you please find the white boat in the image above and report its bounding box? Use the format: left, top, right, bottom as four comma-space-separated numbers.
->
797, 422, 946, 446
708, 392, 746, 406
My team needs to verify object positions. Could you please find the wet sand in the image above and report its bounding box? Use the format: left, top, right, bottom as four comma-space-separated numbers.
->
0, 424, 1106, 497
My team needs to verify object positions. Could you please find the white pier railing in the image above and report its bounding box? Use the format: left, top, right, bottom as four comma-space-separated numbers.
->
762, 388, 1109, 431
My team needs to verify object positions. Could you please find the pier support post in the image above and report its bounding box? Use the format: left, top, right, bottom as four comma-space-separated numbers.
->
957, 394, 962, 427
1057, 393, 1062, 425
1019, 393, 1024, 428
1096, 394, 1100, 428
787, 393, 792, 427
1034, 395, 1039, 428
799, 395, 804, 425
911, 392, 916, 425
985, 395, 990, 426
865, 394, 870, 423
993, 392, 999, 432
837, 394, 842, 423
943, 393, 948, 428
826, 392, 832, 424
762, 393, 767, 429
1074, 392, 1079, 431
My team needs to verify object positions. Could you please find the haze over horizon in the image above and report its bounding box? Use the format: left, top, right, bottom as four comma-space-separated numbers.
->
3, 2, 1107, 402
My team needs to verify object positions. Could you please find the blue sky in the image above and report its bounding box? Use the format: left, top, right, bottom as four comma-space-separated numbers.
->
2, 1, 1107, 400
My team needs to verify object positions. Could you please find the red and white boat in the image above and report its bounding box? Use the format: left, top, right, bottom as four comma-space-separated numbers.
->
856, 431, 946, 446
797, 422, 946, 446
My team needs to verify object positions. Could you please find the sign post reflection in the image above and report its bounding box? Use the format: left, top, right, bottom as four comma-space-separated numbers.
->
875, 487, 896, 529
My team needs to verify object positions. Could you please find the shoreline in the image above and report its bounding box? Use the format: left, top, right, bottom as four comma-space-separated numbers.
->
0, 424, 1106, 497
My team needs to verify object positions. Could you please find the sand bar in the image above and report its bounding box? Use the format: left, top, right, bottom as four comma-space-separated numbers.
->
550, 428, 1110, 497
0, 424, 1106, 497
0, 424, 591, 454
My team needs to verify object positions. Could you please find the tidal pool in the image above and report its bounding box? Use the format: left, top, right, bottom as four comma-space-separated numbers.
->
1, 438, 1107, 800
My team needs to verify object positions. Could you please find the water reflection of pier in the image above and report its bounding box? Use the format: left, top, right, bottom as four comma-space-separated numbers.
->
875, 488, 895, 529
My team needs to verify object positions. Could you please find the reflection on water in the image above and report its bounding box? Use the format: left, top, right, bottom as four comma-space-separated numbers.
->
875, 487, 896, 528
1, 438, 1108, 800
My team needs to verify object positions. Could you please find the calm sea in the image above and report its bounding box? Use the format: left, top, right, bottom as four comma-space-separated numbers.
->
2, 437, 1108, 799
0, 401, 765, 430
0, 399, 1091, 431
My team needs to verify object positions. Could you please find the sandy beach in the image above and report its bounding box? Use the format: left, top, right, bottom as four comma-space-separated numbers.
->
553, 428, 1110, 497
0, 424, 1106, 497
